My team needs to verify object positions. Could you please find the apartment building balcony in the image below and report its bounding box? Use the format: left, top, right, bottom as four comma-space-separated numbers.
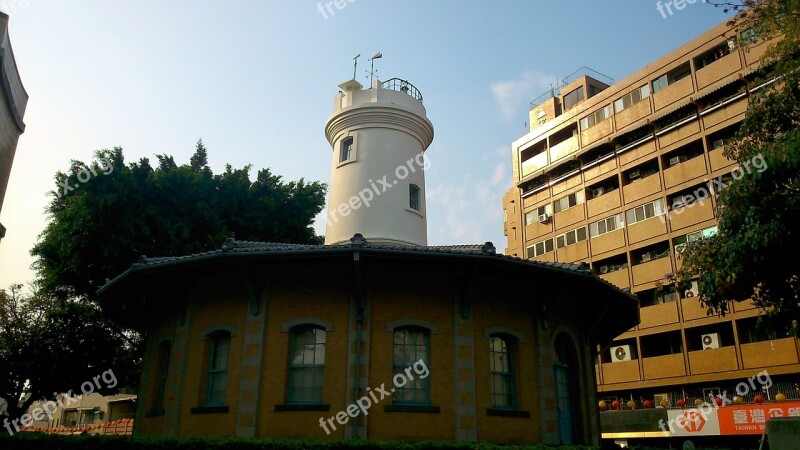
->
615, 100, 652, 131
740, 338, 800, 369
688, 347, 739, 374
702, 97, 747, 129
734, 298, 758, 313
628, 217, 668, 245
622, 174, 662, 203
709, 146, 736, 172
584, 158, 617, 183
521, 151, 548, 179
632, 256, 673, 286
663, 155, 708, 189
619, 140, 656, 168
744, 38, 777, 68
551, 173, 582, 196
669, 200, 715, 232
549, 135, 579, 163
602, 360, 641, 384
580, 120, 613, 147
587, 190, 621, 218
643, 354, 686, 380
557, 240, 589, 263
658, 120, 701, 150
696, 52, 743, 90
591, 228, 626, 256
600, 267, 630, 290
532, 253, 556, 263
526, 220, 553, 240
653, 76, 694, 111
639, 301, 679, 329
681, 296, 723, 321
554, 205, 585, 231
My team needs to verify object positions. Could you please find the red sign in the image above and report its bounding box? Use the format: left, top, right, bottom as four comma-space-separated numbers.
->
718, 401, 800, 435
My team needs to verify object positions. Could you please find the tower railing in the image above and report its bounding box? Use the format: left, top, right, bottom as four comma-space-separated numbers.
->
381, 78, 423, 103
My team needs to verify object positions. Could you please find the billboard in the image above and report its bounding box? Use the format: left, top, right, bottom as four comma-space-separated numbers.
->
717, 401, 800, 435
666, 407, 721, 437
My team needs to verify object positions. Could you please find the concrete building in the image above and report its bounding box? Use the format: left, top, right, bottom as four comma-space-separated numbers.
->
99, 76, 638, 445
502, 18, 800, 447
0, 12, 28, 243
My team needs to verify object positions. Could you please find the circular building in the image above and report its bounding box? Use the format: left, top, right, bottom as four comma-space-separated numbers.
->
99, 77, 638, 446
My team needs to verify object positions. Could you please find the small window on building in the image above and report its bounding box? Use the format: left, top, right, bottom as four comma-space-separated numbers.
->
205, 331, 231, 406
409, 184, 421, 211
340, 137, 354, 163
393, 327, 430, 405
562, 87, 584, 111
489, 335, 516, 409
288, 325, 326, 404
553, 191, 585, 213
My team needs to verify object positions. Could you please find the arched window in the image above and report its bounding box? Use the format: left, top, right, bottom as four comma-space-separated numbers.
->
288, 325, 326, 404
489, 334, 516, 409
393, 326, 430, 405
205, 331, 231, 406
151, 340, 171, 413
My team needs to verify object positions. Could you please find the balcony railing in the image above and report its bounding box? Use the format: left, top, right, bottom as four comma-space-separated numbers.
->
381, 78, 423, 103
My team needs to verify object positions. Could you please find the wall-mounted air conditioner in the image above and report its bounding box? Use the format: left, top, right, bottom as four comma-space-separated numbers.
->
592, 187, 605, 198
611, 345, 633, 362
713, 138, 726, 149
628, 170, 641, 180
684, 280, 699, 298
702, 333, 720, 350
641, 252, 652, 263
669, 155, 688, 166
538, 213, 551, 223
675, 243, 687, 254
599, 265, 609, 274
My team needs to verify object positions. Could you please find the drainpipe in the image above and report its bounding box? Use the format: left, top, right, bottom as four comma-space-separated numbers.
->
351, 249, 364, 438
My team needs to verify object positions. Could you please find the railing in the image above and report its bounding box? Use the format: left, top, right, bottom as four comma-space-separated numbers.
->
530, 66, 615, 109
381, 78, 423, 103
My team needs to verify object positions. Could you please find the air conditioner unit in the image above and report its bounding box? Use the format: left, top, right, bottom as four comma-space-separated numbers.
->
628, 170, 641, 180
684, 280, 699, 298
538, 213, 551, 223
611, 345, 633, 362
592, 187, 606, 198
713, 138, 726, 149
641, 252, 652, 263
675, 243, 687, 254
600, 265, 609, 274
701, 333, 720, 350
669, 155, 688, 166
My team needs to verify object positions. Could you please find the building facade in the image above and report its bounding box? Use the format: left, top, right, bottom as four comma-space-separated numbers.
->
99, 77, 638, 445
502, 19, 800, 446
0, 12, 28, 243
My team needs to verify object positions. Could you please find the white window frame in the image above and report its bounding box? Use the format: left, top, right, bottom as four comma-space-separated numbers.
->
589, 213, 624, 238
625, 199, 665, 225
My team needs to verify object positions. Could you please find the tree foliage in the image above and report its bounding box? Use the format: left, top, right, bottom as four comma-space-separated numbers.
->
32, 140, 327, 303
0, 284, 140, 423
676, 1, 800, 329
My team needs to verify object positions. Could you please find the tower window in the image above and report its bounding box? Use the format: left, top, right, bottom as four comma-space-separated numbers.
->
340, 137, 354, 163
409, 184, 420, 211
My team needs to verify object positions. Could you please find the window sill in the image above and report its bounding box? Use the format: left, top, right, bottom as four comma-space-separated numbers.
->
405, 207, 424, 218
384, 405, 440, 413
336, 158, 356, 169
190, 405, 229, 414
486, 408, 530, 418
275, 404, 331, 412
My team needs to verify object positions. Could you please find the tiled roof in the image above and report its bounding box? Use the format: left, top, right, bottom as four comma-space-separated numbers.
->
100, 233, 603, 293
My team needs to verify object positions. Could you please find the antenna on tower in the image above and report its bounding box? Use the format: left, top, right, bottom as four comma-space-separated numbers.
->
353, 53, 361, 80
368, 52, 382, 85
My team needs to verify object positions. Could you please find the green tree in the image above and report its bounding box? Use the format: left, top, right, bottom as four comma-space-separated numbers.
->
0, 284, 140, 425
32, 140, 326, 303
676, 1, 800, 330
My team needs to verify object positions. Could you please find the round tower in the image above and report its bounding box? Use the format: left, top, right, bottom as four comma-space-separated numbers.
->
324, 77, 434, 246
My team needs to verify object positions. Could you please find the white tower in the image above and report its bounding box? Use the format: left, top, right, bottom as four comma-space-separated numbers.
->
324, 77, 434, 246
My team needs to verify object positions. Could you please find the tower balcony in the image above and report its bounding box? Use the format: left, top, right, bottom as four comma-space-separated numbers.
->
380, 78, 423, 102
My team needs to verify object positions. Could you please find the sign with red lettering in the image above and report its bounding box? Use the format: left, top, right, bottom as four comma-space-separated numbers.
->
718, 401, 800, 435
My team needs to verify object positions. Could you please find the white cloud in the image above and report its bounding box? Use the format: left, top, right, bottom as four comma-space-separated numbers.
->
490, 70, 557, 121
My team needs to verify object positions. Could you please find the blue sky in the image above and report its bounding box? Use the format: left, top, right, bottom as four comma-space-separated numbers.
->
0, 1, 733, 290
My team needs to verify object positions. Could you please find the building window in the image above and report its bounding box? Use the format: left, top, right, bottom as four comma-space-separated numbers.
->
625, 199, 665, 225
614, 85, 650, 113
409, 184, 421, 211
526, 238, 554, 259
589, 213, 624, 238
553, 191, 584, 213
340, 137, 354, 163
524, 205, 552, 225
579, 105, 612, 130
562, 87, 584, 111
652, 62, 691, 93
152, 340, 171, 413
556, 227, 587, 249
205, 332, 231, 406
288, 325, 326, 404
393, 327, 430, 405
489, 335, 516, 409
